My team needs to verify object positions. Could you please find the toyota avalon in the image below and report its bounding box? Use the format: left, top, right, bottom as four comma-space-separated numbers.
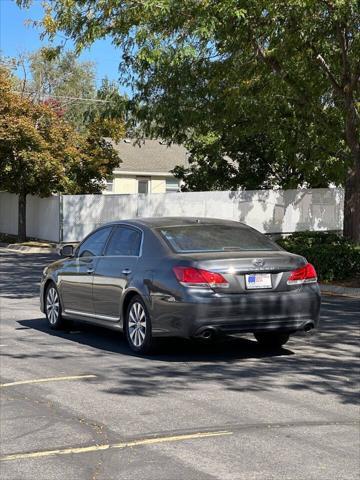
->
40, 217, 321, 354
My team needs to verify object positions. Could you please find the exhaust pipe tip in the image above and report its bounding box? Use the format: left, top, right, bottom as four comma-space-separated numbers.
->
201, 329, 213, 340
195, 327, 218, 341
303, 322, 314, 333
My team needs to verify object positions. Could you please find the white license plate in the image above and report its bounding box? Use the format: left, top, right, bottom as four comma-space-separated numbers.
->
245, 273, 272, 289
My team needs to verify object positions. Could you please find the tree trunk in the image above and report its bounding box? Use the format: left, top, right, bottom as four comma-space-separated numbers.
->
18, 191, 27, 242
343, 92, 360, 243
343, 161, 360, 243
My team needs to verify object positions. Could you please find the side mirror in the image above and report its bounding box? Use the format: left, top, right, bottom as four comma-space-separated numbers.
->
60, 244, 74, 257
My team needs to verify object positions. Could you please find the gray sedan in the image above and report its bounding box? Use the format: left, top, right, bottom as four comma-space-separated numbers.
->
40, 217, 320, 353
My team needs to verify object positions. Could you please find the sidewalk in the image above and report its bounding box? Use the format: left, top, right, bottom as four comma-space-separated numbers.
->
320, 283, 360, 299
0, 242, 57, 254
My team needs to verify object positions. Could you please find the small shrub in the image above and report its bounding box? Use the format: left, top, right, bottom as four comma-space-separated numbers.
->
0, 233, 18, 244
277, 231, 360, 282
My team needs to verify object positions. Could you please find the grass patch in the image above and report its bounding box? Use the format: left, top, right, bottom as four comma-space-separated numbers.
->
0, 233, 55, 247
16, 241, 55, 248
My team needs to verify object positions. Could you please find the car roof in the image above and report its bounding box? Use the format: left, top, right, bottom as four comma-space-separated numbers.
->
106, 217, 248, 229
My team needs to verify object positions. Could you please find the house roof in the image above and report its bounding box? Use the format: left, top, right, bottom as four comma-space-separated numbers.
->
112, 139, 189, 174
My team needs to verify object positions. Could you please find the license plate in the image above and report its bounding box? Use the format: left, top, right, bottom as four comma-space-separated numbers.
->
245, 273, 272, 289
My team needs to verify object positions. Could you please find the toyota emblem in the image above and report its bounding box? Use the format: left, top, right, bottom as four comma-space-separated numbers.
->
252, 258, 265, 268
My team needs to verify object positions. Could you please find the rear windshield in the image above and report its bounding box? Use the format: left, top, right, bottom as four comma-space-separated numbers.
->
159, 224, 279, 253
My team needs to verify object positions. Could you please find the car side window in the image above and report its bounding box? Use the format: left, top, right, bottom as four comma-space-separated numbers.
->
105, 226, 142, 257
78, 227, 112, 258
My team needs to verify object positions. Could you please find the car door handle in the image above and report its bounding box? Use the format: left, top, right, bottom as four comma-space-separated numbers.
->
122, 268, 132, 275
87, 268, 94, 274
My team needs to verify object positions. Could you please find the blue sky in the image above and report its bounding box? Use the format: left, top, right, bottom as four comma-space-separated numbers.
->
0, 0, 129, 94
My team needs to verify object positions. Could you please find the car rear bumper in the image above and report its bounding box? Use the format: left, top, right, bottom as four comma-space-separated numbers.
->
151, 284, 321, 337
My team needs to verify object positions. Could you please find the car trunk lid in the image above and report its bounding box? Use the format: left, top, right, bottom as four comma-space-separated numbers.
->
183, 250, 306, 293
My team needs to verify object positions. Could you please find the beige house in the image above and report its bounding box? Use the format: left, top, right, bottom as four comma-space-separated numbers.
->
105, 139, 189, 194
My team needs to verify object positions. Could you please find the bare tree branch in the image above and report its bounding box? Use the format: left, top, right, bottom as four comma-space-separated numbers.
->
18, 57, 28, 97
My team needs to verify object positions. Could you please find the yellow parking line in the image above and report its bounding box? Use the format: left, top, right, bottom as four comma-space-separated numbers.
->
0, 374, 96, 388
1, 430, 233, 462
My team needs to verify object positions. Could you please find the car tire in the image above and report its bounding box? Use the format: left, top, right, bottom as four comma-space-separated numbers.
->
45, 283, 66, 330
254, 332, 290, 348
125, 295, 154, 354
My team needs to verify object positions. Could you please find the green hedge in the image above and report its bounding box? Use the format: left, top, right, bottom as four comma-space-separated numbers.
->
277, 232, 360, 282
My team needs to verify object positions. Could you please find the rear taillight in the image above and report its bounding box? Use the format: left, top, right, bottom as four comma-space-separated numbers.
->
173, 266, 229, 289
287, 263, 317, 285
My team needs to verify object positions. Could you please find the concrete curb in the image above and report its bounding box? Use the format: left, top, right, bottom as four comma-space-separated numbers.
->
320, 284, 360, 299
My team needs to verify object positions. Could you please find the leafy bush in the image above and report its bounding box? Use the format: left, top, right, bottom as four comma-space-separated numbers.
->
277, 232, 360, 282
0, 233, 18, 244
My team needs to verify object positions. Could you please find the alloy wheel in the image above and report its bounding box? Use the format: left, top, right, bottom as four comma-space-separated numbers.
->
128, 302, 147, 347
46, 287, 60, 325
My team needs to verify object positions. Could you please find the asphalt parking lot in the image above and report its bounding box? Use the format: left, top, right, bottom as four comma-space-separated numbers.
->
0, 249, 359, 480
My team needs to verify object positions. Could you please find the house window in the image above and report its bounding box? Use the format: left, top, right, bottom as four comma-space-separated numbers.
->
138, 178, 149, 194
166, 178, 179, 193
106, 180, 113, 192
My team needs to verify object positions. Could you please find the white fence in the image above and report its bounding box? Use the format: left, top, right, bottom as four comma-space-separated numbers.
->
0, 188, 344, 243
0, 193, 60, 242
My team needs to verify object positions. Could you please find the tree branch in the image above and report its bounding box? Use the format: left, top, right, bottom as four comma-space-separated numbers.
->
316, 53, 342, 95
18, 58, 27, 97
253, 40, 311, 107
337, 23, 352, 89
254, 41, 283, 76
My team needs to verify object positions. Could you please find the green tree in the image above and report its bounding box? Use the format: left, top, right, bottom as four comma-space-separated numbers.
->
2, 49, 127, 136
84, 77, 127, 141
0, 67, 120, 241
17, 0, 360, 241
30, 51, 127, 138
172, 132, 280, 191
29, 49, 96, 131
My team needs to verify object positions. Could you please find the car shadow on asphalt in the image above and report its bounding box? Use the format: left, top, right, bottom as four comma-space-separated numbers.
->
13, 296, 360, 407
3, 251, 358, 407
16, 317, 293, 362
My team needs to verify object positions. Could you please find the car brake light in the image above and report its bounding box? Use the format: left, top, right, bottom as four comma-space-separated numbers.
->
287, 263, 317, 285
173, 266, 229, 288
